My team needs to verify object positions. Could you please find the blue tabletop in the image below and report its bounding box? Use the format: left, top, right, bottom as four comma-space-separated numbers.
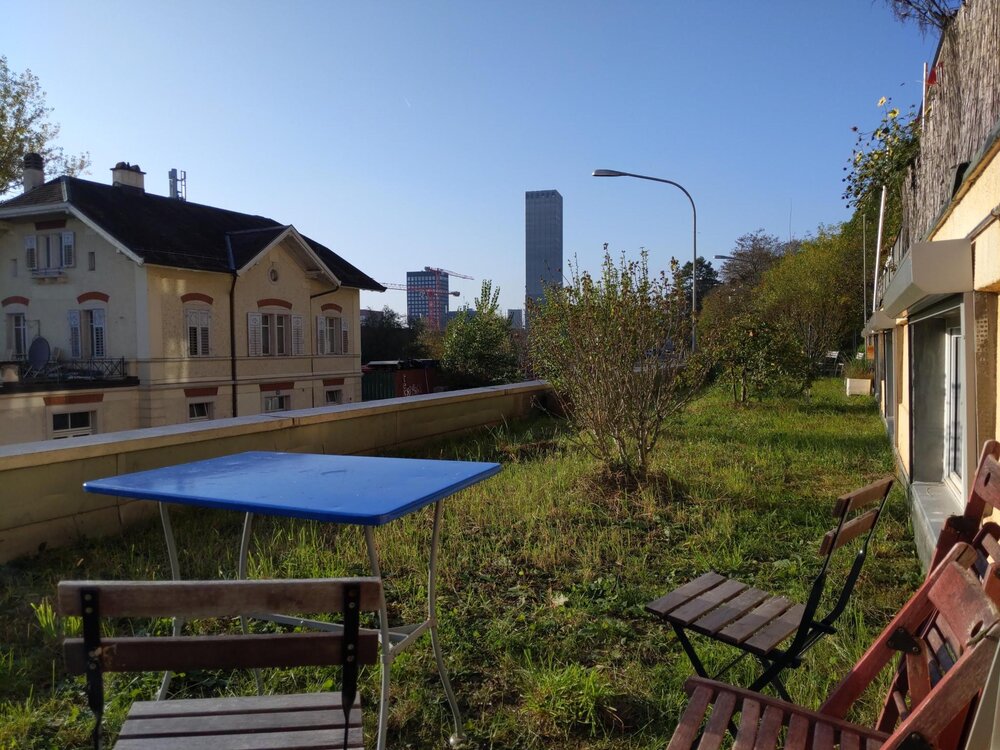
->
83, 451, 501, 526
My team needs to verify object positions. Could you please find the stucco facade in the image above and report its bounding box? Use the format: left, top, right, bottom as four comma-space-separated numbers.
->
0, 167, 378, 445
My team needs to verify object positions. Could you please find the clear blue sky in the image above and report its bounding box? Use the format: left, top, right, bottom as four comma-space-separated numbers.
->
3, 1, 937, 315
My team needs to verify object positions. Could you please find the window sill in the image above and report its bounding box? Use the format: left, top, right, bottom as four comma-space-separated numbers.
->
909, 480, 963, 569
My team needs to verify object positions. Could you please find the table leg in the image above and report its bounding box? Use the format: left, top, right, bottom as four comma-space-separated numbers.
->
429, 501, 466, 748
157, 502, 184, 700
236, 512, 264, 695
365, 527, 393, 750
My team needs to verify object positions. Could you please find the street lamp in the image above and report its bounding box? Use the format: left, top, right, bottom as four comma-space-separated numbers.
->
592, 169, 698, 350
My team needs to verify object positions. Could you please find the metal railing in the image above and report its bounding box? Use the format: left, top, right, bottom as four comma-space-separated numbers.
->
15, 357, 129, 383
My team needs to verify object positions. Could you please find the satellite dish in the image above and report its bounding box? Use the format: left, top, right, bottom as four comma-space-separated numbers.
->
27, 336, 50, 372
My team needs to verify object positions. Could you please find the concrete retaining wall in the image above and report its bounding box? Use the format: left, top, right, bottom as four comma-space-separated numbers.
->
0, 381, 551, 562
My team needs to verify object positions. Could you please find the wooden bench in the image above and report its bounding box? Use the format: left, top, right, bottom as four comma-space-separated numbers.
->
57, 578, 381, 750
647, 475, 894, 697
665, 541, 1000, 749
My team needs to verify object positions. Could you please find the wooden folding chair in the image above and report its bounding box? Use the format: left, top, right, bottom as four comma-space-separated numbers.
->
666, 541, 1000, 750
57, 578, 381, 750
647, 476, 894, 698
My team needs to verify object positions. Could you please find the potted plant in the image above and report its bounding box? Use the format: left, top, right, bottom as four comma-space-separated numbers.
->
843, 356, 874, 396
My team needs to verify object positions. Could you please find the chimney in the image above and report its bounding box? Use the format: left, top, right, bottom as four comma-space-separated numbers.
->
23, 153, 44, 194
110, 161, 146, 191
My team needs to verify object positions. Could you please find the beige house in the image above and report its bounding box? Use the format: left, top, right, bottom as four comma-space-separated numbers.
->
0, 155, 384, 445
868, 2, 1000, 565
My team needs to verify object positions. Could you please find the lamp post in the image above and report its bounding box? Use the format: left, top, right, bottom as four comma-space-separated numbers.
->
592, 169, 698, 351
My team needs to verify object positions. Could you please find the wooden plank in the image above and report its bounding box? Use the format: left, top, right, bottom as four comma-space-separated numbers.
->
752, 705, 783, 749
666, 684, 713, 750
784, 714, 810, 748
697, 690, 736, 750
742, 604, 805, 655
113, 726, 364, 750
64, 632, 378, 674
833, 475, 893, 516
928, 563, 997, 646
119, 706, 360, 738
688, 587, 770, 636
905, 647, 931, 709
127, 692, 349, 718
839, 729, 860, 750
646, 572, 726, 618
718, 597, 794, 645
57, 578, 382, 617
731, 698, 760, 750
668, 579, 749, 625
970, 453, 1000, 516
818, 510, 878, 557
926, 625, 955, 674
976, 526, 1000, 562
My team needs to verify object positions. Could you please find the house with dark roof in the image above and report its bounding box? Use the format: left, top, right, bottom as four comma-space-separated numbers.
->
0, 154, 383, 443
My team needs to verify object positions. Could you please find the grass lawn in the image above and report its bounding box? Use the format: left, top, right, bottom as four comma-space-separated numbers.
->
0, 379, 922, 749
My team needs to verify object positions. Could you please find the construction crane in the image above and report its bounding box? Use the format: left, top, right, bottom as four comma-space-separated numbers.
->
379, 282, 460, 332
424, 266, 474, 280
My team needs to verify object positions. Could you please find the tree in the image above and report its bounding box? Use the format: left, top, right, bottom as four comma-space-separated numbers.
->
754, 225, 859, 387
530, 249, 708, 481
675, 256, 720, 314
360, 306, 427, 362
882, 0, 960, 32
441, 280, 519, 387
717, 230, 785, 291
0, 56, 90, 196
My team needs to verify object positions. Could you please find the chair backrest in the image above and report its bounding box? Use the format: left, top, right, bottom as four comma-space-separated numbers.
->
821, 542, 1000, 750
788, 475, 894, 650
57, 578, 381, 750
931, 440, 1000, 570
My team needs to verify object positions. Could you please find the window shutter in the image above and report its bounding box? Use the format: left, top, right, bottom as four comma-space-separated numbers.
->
61, 232, 75, 267
199, 310, 210, 356
68, 310, 81, 358
186, 310, 198, 356
24, 236, 37, 270
248, 312, 262, 357
291, 315, 304, 356
316, 316, 326, 355
92, 308, 106, 358
341, 315, 349, 355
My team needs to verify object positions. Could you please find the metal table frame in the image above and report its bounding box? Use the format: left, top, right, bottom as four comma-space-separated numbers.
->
84, 454, 500, 750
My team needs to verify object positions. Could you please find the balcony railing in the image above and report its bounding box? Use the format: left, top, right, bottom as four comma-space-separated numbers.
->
14, 357, 129, 383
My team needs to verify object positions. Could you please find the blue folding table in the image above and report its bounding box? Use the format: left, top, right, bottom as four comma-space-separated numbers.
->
84, 450, 501, 750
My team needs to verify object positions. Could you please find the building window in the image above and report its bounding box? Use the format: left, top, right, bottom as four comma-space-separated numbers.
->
325, 389, 343, 405
7, 313, 27, 359
188, 402, 213, 421
26, 232, 74, 275
52, 410, 94, 438
316, 315, 348, 355
263, 394, 289, 413
88, 252, 96, 271
248, 312, 303, 357
186, 308, 211, 356
69, 309, 106, 359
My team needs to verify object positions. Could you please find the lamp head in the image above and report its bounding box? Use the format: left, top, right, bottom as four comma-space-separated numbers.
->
592, 169, 626, 177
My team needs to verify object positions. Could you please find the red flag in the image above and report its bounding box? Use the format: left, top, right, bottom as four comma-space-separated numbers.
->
927, 65, 938, 86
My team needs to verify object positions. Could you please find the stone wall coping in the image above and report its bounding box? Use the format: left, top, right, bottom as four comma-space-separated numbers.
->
0, 381, 549, 470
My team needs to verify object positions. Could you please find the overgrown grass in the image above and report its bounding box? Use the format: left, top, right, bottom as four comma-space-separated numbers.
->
0, 379, 921, 749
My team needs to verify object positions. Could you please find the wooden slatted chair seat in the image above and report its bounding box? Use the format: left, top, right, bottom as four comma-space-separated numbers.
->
647, 476, 895, 696
666, 543, 1000, 750
57, 578, 381, 750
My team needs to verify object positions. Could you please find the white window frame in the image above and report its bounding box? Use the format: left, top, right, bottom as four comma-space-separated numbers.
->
185, 308, 211, 357
249, 312, 302, 357
50, 409, 96, 439
325, 388, 343, 405
188, 401, 213, 422
69, 308, 107, 359
262, 393, 290, 413
27, 232, 75, 275
944, 326, 965, 494
7, 313, 27, 359
316, 314, 348, 355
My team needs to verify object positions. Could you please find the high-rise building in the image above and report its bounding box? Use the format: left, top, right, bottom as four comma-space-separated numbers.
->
406, 269, 449, 330
525, 190, 563, 309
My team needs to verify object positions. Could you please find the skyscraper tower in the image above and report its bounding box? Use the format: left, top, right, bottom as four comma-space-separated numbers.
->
406, 268, 449, 330
525, 190, 563, 308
